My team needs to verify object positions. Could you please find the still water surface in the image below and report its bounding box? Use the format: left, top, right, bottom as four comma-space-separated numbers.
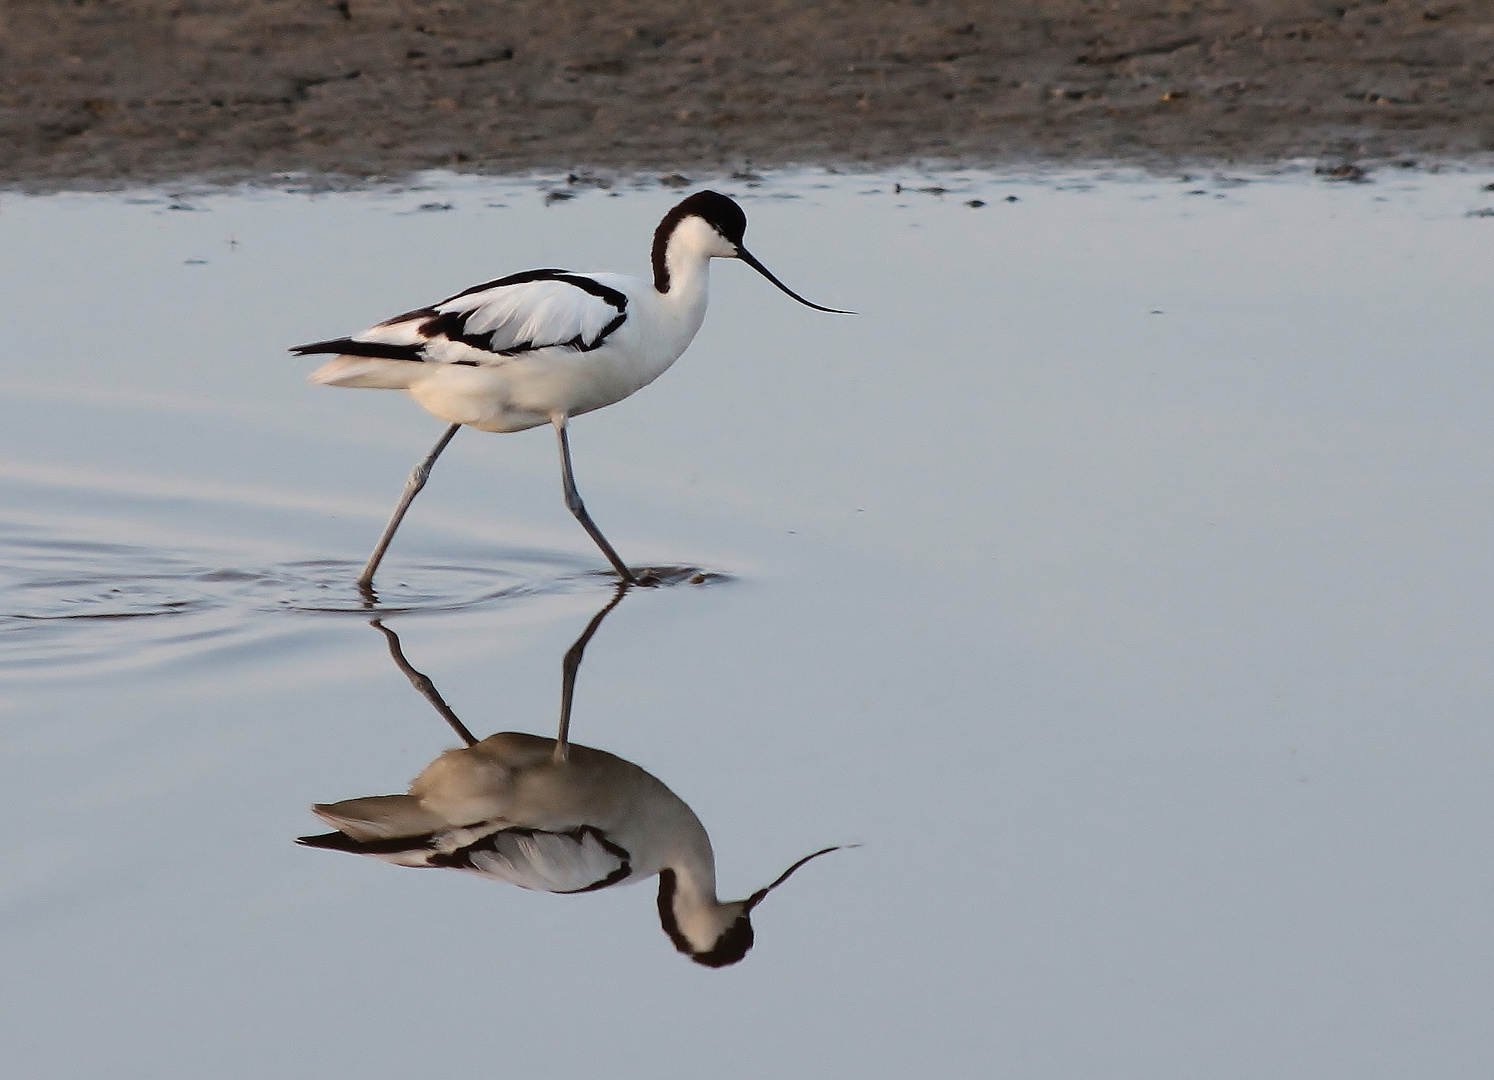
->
2, 166, 1493, 1078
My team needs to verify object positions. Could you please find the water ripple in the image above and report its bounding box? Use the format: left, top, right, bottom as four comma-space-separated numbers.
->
0, 522, 725, 676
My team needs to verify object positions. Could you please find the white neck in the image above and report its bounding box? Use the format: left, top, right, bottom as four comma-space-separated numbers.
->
659, 239, 712, 324
655, 826, 752, 956
640, 221, 727, 368
666, 867, 749, 957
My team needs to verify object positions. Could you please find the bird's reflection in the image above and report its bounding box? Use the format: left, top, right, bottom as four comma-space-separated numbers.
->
300, 585, 843, 967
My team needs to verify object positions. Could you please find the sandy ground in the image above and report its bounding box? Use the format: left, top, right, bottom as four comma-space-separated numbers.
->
3, 0, 1494, 187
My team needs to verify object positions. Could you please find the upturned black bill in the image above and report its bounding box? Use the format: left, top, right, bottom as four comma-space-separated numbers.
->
737, 247, 854, 314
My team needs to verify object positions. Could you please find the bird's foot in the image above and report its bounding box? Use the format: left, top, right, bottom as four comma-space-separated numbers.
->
616, 566, 725, 588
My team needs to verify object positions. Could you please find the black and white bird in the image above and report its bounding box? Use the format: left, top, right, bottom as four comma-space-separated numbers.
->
299, 589, 845, 967
291, 191, 849, 593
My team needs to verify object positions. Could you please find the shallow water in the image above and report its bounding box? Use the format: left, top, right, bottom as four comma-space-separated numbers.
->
4, 166, 1494, 1078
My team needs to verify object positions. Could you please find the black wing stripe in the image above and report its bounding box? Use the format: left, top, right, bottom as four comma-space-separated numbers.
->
417, 310, 497, 352
554, 827, 634, 893
438, 268, 628, 312
289, 337, 426, 361
374, 305, 439, 328
442, 269, 627, 317
584, 310, 629, 352
438, 268, 572, 305
550, 274, 629, 312
296, 830, 440, 854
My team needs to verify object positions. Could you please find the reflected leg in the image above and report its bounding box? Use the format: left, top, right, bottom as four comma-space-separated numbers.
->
358, 423, 462, 596
553, 415, 637, 586
554, 581, 631, 762
371, 618, 479, 747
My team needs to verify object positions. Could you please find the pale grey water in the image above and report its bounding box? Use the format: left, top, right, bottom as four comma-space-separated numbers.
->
3, 166, 1494, 1078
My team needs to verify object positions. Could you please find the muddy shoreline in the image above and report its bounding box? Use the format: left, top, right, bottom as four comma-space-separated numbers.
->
3, 1, 1493, 189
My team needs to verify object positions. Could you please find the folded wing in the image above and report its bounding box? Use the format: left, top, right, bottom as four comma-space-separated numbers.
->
299, 814, 634, 894
291, 269, 630, 367
463, 826, 633, 893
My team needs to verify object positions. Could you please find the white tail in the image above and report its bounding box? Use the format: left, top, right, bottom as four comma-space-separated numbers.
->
309, 356, 421, 389
311, 795, 447, 841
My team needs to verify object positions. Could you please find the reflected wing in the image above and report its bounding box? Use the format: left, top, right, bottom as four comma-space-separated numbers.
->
462, 826, 633, 893
298, 822, 633, 893
290, 269, 629, 365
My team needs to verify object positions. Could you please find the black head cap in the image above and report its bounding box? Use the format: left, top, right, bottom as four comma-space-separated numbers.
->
656, 868, 757, 968
691, 913, 756, 968
673, 190, 747, 244
652, 191, 747, 291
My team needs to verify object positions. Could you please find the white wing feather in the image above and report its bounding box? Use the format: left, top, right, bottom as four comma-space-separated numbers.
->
451, 278, 621, 353
466, 829, 628, 892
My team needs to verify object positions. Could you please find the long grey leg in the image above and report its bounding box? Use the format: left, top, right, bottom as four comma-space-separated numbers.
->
554, 581, 630, 763
553, 416, 637, 585
358, 423, 461, 595
371, 618, 479, 747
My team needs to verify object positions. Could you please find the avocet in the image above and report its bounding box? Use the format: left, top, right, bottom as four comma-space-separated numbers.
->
292, 191, 849, 592
300, 588, 846, 966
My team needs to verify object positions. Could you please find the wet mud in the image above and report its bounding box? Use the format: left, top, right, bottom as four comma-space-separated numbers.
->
4, 0, 1493, 188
